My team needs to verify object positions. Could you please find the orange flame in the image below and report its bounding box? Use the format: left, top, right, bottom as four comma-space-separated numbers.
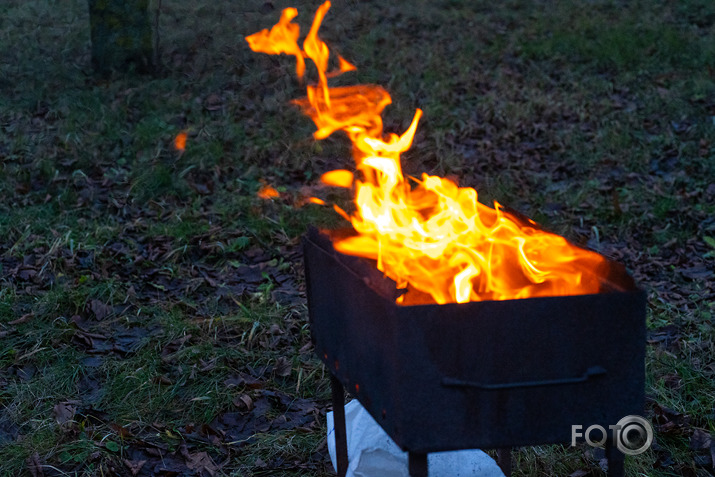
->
246, 2, 606, 305
174, 132, 187, 151
246, 8, 306, 79
320, 169, 353, 188
257, 184, 280, 200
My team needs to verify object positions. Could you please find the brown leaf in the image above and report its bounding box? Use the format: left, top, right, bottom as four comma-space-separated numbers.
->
203, 94, 223, 111
188, 452, 218, 475
17, 267, 37, 280
233, 394, 254, 411
180, 445, 219, 476
224, 372, 264, 389
122, 459, 146, 476
53, 401, 76, 425
273, 356, 292, 377
110, 423, 133, 439
8, 313, 34, 325
678, 265, 713, 280
153, 375, 173, 385
652, 401, 690, 435
199, 358, 217, 372
161, 334, 193, 362
691, 428, 712, 450
90, 299, 112, 320
662, 373, 682, 389
187, 178, 214, 196
568, 471, 591, 477
27, 452, 44, 477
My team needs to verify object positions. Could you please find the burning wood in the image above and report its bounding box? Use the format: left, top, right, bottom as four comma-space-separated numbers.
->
246, 1, 609, 305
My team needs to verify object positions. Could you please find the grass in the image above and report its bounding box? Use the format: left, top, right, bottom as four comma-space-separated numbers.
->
1, 0, 714, 475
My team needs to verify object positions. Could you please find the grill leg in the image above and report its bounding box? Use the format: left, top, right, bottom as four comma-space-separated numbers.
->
605, 439, 625, 477
330, 374, 348, 477
497, 448, 512, 476
408, 452, 428, 477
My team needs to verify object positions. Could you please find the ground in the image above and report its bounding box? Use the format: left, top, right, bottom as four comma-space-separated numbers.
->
0, 0, 713, 476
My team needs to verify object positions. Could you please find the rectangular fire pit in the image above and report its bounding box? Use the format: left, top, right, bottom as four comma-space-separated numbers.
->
303, 227, 646, 476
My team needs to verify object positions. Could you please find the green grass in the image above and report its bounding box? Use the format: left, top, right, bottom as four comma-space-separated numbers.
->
1, 0, 714, 475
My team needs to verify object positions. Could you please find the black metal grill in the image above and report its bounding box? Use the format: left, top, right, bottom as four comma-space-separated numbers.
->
303, 227, 646, 477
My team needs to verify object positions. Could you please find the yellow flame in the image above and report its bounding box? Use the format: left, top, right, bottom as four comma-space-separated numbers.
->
246, 2, 606, 305
320, 169, 354, 188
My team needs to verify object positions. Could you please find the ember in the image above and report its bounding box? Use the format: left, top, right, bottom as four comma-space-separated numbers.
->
174, 131, 187, 152
257, 184, 280, 200
246, 2, 609, 305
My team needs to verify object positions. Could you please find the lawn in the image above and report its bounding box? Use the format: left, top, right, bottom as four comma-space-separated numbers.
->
0, 0, 713, 475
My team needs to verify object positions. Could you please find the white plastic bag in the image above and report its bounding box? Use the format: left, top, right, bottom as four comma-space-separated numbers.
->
327, 400, 505, 477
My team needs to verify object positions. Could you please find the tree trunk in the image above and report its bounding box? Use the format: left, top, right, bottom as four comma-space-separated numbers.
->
88, 0, 153, 75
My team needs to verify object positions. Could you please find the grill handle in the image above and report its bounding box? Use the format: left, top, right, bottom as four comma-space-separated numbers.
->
442, 366, 607, 390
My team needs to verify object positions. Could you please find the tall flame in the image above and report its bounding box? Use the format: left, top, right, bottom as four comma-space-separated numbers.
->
246, 2, 606, 305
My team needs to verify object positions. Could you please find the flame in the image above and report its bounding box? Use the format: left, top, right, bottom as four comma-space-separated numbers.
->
175, 132, 187, 151
258, 184, 280, 200
246, 2, 607, 305
246, 8, 306, 79
320, 169, 353, 188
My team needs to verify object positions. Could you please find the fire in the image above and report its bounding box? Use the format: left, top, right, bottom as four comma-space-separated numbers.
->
246, 2, 607, 305
320, 170, 353, 188
174, 132, 187, 151
257, 184, 280, 200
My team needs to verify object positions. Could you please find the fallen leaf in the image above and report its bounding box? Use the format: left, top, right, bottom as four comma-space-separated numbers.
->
651, 401, 690, 436
661, 373, 682, 389
8, 313, 33, 325
224, 372, 264, 389
568, 470, 591, 477
123, 459, 147, 476
273, 356, 292, 377
161, 334, 193, 362
233, 394, 254, 411
691, 429, 712, 450
678, 265, 713, 280
27, 452, 44, 477
181, 445, 219, 476
111, 423, 134, 439
153, 375, 173, 385
203, 94, 223, 111
694, 454, 713, 468
53, 401, 76, 425
90, 299, 112, 320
